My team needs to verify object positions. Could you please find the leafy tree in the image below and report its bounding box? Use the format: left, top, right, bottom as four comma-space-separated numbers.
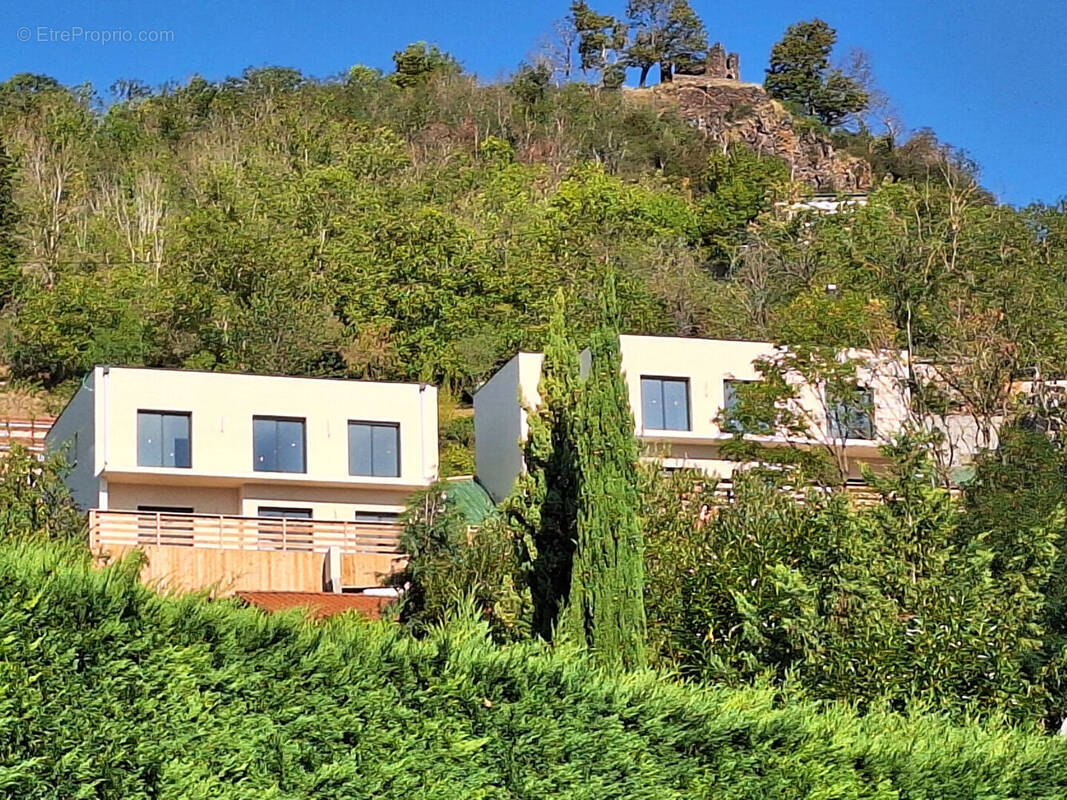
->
765, 19, 869, 127
396, 483, 531, 641
625, 0, 708, 86
642, 444, 1064, 723
390, 42, 461, 88
509, 61, 553, 113
0, 445, 84, 542
0, 137, 18, 306
698, 145, 791, 264
570, 1, 628, 87
563, 274, 647, 670
3, 535, 1067, 796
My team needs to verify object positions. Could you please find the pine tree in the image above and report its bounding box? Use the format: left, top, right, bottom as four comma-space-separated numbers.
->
764, 19, 868, 127
507, 289, 582, 640
563, 274, 647, 670
570, 1, 628, 88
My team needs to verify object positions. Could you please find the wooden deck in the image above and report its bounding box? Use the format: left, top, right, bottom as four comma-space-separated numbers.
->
89, 509, 405, 596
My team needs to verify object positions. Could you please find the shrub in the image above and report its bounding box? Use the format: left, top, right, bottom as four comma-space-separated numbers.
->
641, 448, 1065, 726
0, 538, 1065, 799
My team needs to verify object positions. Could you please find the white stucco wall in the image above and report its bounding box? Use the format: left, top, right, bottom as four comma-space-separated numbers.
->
617, 335, 909, 446
44, 369, 100, 510
473, 352, 543, 502
47, 366, 439, 515
474, 335, 912, 485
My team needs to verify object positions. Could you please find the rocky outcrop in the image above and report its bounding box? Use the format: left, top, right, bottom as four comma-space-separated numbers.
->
644, 76, 871, 193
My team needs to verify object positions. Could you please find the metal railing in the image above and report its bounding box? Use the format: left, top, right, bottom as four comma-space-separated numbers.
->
88, 509, 403, 555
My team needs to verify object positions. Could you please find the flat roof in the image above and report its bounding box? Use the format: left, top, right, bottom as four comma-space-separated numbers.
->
94, 364, 430, 389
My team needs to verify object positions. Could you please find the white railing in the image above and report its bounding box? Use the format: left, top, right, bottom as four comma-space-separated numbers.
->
88, 509, 403, 556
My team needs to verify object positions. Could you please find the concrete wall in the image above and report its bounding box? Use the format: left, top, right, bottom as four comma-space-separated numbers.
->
473, 352, 543, 502
108, 482, 241, 514
100, 367, 437, 486
238, 483, 410, 520
44, 370, 100, 510
48, 366, 439, 515
617, 335, 909, 446
475, 335, 911, 485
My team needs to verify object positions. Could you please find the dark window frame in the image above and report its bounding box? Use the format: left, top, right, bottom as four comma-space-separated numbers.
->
255, 506, 314, 551
135, 504, 194, 545
347, 420, 401, 478
252, 415, 307, 474
354, 510, 401, 525
827, 386, 876, 441
137, 409, 192, 468
257, 506, 314, 519
640, 375, 692, 431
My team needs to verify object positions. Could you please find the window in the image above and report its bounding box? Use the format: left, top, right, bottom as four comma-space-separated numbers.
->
355, 510, 401, 525
828, 387, 875, 440
137, 411, 191, 468
135, 505, 194, 545
640, 377, 690, 431
256, 507, 313, 551
722, 380, 771, 434
257, 507, 313, 519
348, 421, 400, 477
253, 416, 306, 473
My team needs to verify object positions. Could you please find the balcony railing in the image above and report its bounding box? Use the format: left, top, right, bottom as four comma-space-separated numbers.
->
88, 509, 403, 556
0, 416, 54, 455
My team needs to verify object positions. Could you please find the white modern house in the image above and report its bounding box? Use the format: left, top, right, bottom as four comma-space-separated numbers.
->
47, 366, 439, 594
474, 335, 912, 502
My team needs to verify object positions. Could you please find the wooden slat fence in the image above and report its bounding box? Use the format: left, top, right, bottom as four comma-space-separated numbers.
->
0, 417, 54, 455
89, 509, 403, 556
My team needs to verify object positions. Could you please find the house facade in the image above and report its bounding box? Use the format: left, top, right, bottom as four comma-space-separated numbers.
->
47, 366, 438, 594
474, 335, 912, 502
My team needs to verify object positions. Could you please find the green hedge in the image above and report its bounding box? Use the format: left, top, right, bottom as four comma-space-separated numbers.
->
0, 540, 1065, 799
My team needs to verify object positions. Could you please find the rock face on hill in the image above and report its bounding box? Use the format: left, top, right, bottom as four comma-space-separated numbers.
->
647, 76, 872, 192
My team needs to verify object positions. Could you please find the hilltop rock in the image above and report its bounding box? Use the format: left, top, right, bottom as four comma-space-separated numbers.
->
644, 76, 871, 193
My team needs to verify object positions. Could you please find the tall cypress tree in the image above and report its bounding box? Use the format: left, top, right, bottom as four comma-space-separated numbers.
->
507, 289, 581, 640
563, 274, 647, 670
0, 138, 18, 308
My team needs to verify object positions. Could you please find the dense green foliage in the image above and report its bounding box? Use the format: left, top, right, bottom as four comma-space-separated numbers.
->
508, 290, 581, 640
0, 45, 1064, 421
563, 276, 646, 669
0, 444, 83, 542
764, 19, 869, 127
405, 282, 647, 670
642, 446, 1067, 727
0, 63, 771, 394
6, 8, 1067, 770
2, 538, 1067, 799
396, 483, 532, 642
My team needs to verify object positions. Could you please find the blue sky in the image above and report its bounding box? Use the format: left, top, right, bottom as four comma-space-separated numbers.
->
0, 0, 1063, 206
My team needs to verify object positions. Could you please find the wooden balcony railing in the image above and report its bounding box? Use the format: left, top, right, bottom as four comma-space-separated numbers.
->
88, 509, 403, 556
0, 417, 54, 455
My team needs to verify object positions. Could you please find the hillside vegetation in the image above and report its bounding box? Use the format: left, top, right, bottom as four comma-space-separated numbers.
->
0, 538, 1065, 799
5, 13, 1067, 789
0, 52, 1064, 410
